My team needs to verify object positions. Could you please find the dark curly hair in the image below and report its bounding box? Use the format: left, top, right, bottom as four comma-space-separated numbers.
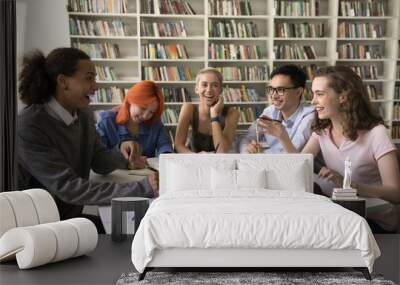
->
18, 47, 90, 106
311, 66, 384, 141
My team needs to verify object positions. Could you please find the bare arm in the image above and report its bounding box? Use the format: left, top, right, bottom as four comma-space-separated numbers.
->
212, 107, 239, 153
353, 151, 400, 204
300, 134, 321, 156
174, 103, 194, 153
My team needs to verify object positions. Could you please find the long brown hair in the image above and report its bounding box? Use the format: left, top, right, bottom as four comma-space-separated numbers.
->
311, 66, 384, 140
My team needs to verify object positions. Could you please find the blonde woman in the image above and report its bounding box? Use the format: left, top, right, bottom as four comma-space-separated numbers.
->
175, 67, 239, 153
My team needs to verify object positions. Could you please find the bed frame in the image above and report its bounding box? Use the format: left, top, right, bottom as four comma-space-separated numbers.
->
140, 248, 371, 280
138, 154, 372, 280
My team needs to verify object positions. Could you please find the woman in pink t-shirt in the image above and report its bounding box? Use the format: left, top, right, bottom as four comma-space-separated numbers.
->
262, 66, 400, 232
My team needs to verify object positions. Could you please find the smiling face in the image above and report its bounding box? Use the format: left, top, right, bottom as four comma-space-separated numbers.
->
311, 76, 342, 120
59, 59, 97, 112
269, 74, 302, 113
195, 72, 222, 107
129, 100, 159, 123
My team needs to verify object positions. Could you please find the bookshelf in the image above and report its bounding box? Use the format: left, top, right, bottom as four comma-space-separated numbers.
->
67, 0, 400, 144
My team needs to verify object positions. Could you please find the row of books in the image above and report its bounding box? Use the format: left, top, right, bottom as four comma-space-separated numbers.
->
141, 21, 187, 37
162, 108, 180, 124
350, 65, 378, 80
331, 188, 358, 200
274, 0, 321, 17
208, 0, 253, 16
93, 87, 190, 104
337, 22, 385, 38
69, 18, 134, 37
274, 45, 317, 60
393, 103, 400, 121
162, 87, 191, 102
395, 85, 400, 100
141, 43, 189, 59
142, 66, 193, 81
339, 0, 386, 17
222, 86, 260, 102
208, 20, 259, 38
164, 86, 261, 103
166, 107, 262, 124
208, 43, 263, 60
141, 0, 196, 14
275, 22, 325, 38
391, 123, 400, 140
67, 0, 130, 13
337, 44, 383, 59
215, 66, 269, 81
162, 107, 263, 125
93, 87, 126, 103
90, 86, 265, 105
238, 107, 262, 123
301, 64, 318, 80
366, 84, 383, 101
95, 65, 118, 81
72, 42, 121, 58
164, 106, 264, 124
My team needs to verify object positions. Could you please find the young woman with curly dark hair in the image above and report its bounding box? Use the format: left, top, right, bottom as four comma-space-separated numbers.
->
17, 48, 158, 231
258, 65, 400, 233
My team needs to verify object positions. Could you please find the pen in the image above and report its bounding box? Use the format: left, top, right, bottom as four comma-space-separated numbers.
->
214, 143, 220, 153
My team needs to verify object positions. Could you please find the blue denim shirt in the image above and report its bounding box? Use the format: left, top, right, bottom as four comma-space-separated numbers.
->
96, 110, 173, 158
240, 102, 315, 153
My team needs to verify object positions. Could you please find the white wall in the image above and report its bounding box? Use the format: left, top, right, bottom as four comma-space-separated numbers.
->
16, 0, 70, 110
16, 0, 70, 56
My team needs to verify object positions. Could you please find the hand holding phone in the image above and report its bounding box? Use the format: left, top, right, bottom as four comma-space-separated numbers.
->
258, 115, 281, 123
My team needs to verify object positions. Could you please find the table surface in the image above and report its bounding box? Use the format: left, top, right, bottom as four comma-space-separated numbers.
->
0, 235, 133, 285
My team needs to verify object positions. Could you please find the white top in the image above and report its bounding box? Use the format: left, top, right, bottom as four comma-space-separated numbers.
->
44, 97, 78, 126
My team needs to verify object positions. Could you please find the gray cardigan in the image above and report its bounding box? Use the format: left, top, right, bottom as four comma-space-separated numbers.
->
17, 104, 153, 219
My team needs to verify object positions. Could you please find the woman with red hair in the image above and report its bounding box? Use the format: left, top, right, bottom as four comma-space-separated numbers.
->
97, 81, 173, 167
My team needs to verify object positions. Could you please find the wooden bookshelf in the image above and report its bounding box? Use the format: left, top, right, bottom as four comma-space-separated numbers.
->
67, 0, 400, 142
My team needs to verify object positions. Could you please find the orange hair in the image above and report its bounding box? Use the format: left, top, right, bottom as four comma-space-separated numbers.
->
116, 80, 164, 125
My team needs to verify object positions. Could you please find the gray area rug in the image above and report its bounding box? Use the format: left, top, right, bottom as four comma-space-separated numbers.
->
116, 271, 395, 285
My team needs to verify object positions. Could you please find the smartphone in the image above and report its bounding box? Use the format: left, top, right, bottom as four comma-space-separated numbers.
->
258, 141, 270, 150
258, 116, 281, 123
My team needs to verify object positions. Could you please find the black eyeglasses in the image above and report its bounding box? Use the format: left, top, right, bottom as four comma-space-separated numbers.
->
266, 86, 299, 97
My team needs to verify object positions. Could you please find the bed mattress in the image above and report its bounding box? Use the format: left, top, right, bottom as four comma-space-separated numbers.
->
131, 190, 380, 273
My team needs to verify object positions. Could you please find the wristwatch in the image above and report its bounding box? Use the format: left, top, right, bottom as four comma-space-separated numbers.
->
211, 116, 220, 123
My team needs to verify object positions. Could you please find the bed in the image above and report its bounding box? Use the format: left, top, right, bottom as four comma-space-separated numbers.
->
131, 154, 380, 280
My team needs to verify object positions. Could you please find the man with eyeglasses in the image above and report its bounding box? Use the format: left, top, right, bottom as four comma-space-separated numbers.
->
240, 64, 315, 153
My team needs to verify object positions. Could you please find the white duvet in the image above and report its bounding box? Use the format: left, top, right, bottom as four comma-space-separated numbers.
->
131, 190, 380, 273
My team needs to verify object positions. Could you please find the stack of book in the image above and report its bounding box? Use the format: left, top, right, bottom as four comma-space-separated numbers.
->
332, 188, 358, 200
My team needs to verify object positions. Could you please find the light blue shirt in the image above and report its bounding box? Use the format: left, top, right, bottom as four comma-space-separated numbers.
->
240, 102, 315, 153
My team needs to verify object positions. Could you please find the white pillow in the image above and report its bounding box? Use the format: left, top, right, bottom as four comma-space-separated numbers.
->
236, 169, 267, 189
238, 159, 308, 191
211, 168, 236, 190
167, 160, 235, 192
211, 169, 267, 191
